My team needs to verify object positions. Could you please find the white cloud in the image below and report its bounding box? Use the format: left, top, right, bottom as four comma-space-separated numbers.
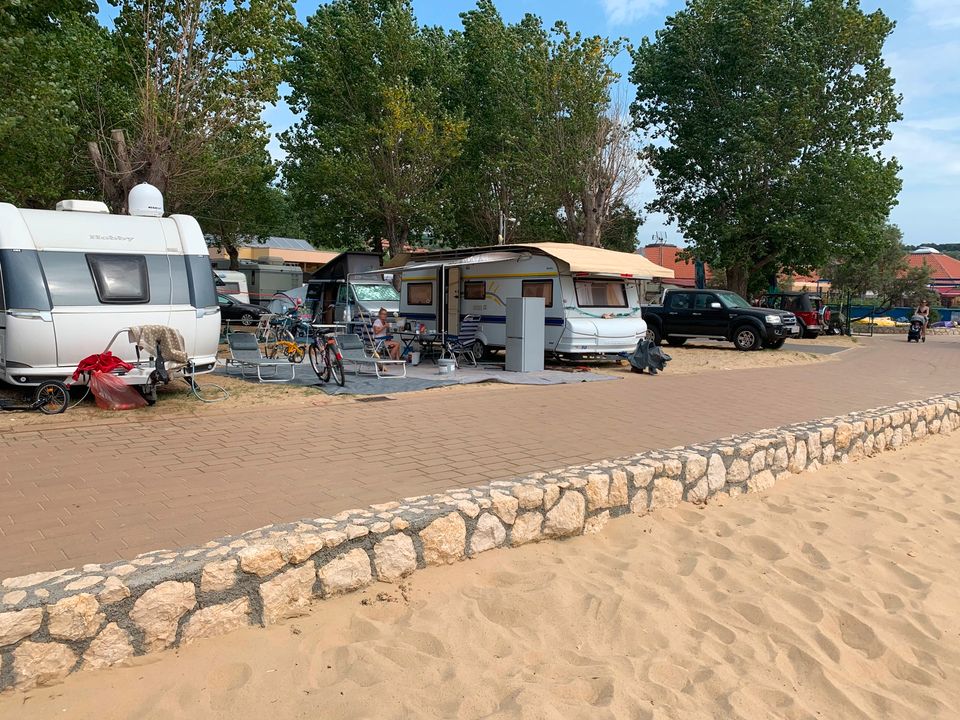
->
912, 0, 960, 29
600, 0, 669, 26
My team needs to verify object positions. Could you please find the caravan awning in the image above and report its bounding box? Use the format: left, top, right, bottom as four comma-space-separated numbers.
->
384, 243, 674, 279
361, 251, 525, 276
514, 243, 674, 279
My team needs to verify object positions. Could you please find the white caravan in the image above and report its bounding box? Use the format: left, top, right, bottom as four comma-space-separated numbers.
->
392, 243, 673, 357
213, 269, 250, 304
0, 187, 220, 386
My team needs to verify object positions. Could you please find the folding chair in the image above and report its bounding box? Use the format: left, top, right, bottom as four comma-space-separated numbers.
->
446, 315, 481, 367
225, 332, 296, 383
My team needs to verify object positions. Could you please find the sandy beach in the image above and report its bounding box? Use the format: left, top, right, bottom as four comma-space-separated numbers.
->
4, 433, 958, 719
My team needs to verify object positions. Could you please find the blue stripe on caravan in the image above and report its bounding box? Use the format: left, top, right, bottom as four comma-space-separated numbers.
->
467, 314, 564, 327
404, 312, 437, 320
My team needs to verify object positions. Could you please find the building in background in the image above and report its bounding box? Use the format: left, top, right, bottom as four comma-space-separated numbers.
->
907, 247, 960, 306
208, 236, 339, 275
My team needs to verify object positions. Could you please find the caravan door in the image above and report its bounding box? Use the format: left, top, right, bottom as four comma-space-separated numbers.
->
445, 267, 461, 335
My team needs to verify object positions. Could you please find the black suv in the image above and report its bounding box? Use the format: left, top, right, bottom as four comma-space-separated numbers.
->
644, 289, 799, 350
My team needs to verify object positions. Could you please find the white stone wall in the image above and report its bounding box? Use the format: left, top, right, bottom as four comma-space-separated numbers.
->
1, 394, 957, 691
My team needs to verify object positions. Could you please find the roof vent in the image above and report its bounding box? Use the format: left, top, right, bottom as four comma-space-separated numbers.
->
55, 200, 110, 214
128, 183, 164, 217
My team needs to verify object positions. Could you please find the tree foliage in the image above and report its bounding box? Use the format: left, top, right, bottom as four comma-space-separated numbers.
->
283, 0, 467, 256
0, 0, 109, 207
630, 0, 903, 296
826, 225, 932, 310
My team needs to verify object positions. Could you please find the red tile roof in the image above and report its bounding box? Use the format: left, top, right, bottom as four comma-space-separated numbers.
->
906, 250, 960, 283
641, 245, 709, 287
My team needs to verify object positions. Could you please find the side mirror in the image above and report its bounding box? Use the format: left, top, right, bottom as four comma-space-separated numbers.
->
710, 302, 722, 309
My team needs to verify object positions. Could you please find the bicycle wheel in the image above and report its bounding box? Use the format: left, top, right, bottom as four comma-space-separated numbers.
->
309, 343, 330, 382
35, 381, 69, 415
265, 328, 294, 358
327, 344, 345, 386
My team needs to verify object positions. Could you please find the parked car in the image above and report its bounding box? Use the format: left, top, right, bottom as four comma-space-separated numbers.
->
217, 294, 268, 326
644, 289, 799, 351
756, 292, 829, 338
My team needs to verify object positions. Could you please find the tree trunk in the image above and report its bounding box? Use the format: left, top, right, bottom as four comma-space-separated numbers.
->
725, 264, 750, 298
227, 244, 240, 271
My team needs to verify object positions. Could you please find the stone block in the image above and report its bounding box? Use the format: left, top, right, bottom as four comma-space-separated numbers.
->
48, 594, 103, 641
513, 485, 544, 510
683, 455, 707, 483
181, 598, 251, 644
201, 559, 239, 594
98, 576, 131, 605
627, 464, 655, 489
260, 563, 316, 624
584, 511, 610, 535
748, 470, 776, 493
584, 473, 611, 510
130, 581, 197, 652
469, 513, 507, 554
510, 512, 543, 546
649, 477, 683, 510
14, 641, 77, 689
0, 607, 43, 647
318, 549, 373, 596
83, 623, 134, 669
727, 458, 750, 483
609, 470, 629, 507
419, 513, 467, 565
543, 492, 586, 538
238, 544, 286, 577
490, 492, 519, 525
374, 534, 417, 581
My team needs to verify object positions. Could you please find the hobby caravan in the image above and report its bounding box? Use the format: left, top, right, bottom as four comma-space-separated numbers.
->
392, 243, 673, 357
0, 186, 220, 386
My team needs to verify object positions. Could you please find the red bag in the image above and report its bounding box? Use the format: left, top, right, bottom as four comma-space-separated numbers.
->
88, 371, 148, 411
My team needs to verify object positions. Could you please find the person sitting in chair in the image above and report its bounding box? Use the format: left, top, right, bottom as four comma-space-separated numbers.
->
372, 307, 401, 360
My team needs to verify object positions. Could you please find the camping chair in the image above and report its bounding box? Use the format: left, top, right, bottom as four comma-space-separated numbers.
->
446, 315, 481, 367
359, 322, 389, 357
225, 332, 297, 383
337, 333, 407, 379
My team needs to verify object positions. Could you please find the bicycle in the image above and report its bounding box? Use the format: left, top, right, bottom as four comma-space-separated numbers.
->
264, 308, 310, 362
308, 328, 346, 386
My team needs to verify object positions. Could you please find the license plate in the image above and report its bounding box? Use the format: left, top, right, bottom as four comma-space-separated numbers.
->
790, 326, 800, 334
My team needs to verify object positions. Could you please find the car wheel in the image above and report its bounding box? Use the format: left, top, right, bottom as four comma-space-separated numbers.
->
240, 312, 256, 327
645, 325, 662, 345
666, 337, 687, 347
733, 326, 760, 351
763, 338, 786, 350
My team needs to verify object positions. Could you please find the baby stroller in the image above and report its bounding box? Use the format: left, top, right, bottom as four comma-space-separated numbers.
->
907, 315, 925, 343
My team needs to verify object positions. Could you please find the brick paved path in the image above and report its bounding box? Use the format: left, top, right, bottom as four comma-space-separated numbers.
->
2, 335, 957, 578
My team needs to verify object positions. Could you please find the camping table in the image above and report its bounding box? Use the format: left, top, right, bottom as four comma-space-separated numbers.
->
396, 331, 448, 363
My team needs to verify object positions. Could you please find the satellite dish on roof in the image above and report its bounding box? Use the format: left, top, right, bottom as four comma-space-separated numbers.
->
128, 183, 164, 217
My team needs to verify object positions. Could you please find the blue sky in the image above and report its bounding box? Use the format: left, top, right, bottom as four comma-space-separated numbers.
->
98, 1, 960, 248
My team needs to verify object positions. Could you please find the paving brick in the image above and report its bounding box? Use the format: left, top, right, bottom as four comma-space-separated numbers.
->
1, 336, 959, 577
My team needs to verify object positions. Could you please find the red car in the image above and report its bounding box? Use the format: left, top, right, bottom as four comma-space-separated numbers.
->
756, 292, 830, 338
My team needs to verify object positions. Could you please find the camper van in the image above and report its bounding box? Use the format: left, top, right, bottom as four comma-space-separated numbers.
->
212, 258, 303, 306
213, 269, 250, 304
393, 243, 673, 358
305, 252, 399, 324
0, 187, 220, 387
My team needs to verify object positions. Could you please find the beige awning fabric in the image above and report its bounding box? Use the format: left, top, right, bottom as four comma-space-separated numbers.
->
385, 242, 674, 279
513, 243, 674, 279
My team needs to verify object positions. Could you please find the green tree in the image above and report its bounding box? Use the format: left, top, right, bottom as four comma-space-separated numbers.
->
826, 225, 932, 311
88, 0, 295, 218
0, 0, 108, 207
283, 0, 467, 256
630, 0, 902, 297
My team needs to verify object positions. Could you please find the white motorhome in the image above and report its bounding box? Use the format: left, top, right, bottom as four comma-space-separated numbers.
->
0, 186, 220, 386
213, 269, 250, 304
392, 243, 673, 357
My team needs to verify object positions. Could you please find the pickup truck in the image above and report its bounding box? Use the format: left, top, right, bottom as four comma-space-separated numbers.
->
644, 289, 799, 351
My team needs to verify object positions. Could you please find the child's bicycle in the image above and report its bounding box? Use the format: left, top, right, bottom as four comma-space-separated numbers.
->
0, 381, 70, 415
264, 308, 310, 363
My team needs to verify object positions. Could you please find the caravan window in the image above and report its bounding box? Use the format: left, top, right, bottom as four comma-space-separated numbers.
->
0, 250, 51, 311
407, 282, 433, 306
87, 254, 150, 304
522, 280, 554, 308
463, 281, 486, 300
186, 255, 218, 308
574, 279, 627, 308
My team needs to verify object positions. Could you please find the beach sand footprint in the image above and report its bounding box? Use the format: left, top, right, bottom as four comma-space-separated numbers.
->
836, 609, 885, 659
744, 535, 788, 561
801, 542, 832, 569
